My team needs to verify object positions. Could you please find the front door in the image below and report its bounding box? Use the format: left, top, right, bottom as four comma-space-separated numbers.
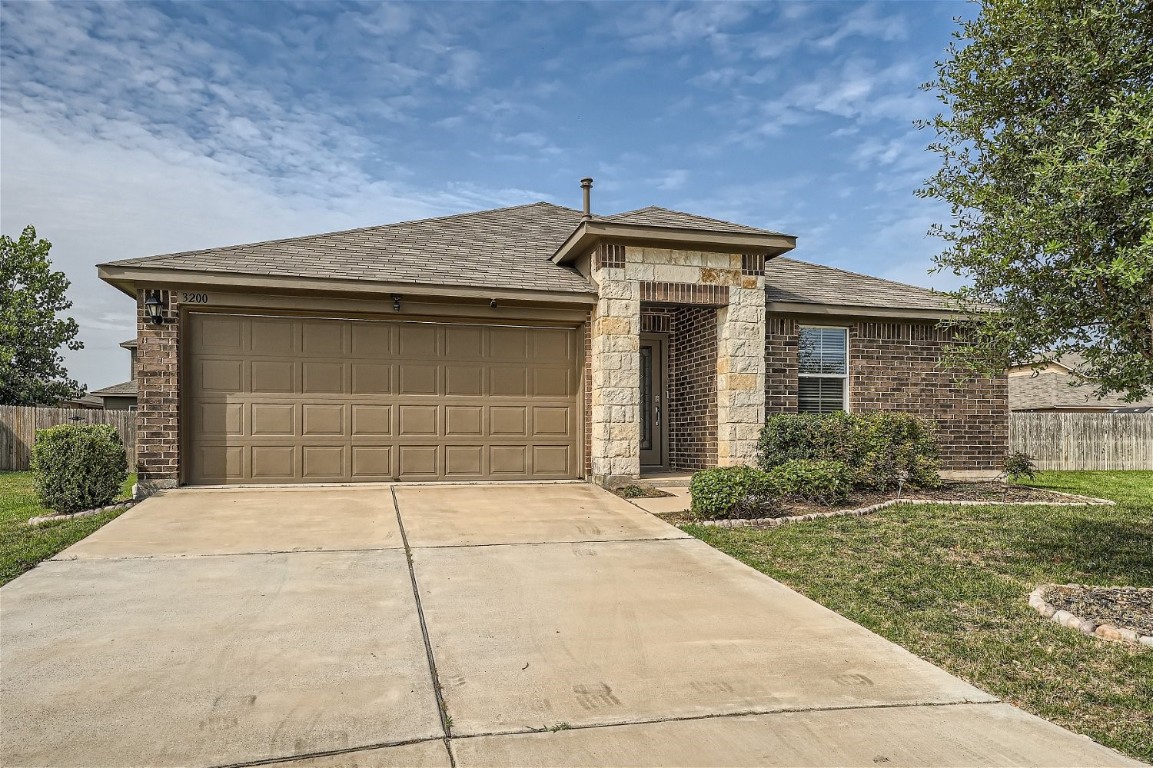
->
639, 334, 668, 468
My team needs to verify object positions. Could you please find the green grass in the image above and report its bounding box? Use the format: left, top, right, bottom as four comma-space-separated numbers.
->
0, 471, 135, 587
684, 471, 1153, 762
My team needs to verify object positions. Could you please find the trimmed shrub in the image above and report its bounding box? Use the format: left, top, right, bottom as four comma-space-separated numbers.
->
31, 424, 128, 514
767, 459, 853, 505
756, 411, 940, 491
1002, 451, 1038, 483
689, 466, 780, 520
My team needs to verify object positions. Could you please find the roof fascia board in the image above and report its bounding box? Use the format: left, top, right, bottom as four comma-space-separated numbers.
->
97, 265, 598, 306
552, 221, 796, 265
766, 300, 976, 321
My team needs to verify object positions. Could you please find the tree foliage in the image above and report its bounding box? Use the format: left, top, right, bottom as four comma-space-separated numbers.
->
0, 225, 84, 405
920, 0, 1153, 400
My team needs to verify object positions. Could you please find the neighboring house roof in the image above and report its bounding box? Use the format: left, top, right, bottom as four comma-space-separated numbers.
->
103, 202, 594, 295
1008, 356, 1153, 411
120, 338, 137, 349
764, 257, 958, 314
90, 380, 138, 398
598, 206, 785, 236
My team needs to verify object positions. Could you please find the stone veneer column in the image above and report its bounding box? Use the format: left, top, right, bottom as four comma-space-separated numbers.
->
589, 271, 641, 485
136, 288, 181, 492
715, 282, 766, 466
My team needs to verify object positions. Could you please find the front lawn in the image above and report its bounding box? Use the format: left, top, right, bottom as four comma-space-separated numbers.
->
685, 470, 1153, 762
0, 471, 135, 587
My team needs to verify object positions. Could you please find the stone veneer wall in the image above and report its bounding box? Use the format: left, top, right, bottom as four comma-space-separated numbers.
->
763, 314, 1008, 470
136, 288, 181, 490
588, 245, 765, 484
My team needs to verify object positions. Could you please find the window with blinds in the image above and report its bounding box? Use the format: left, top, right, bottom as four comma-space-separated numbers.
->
798, 326, 848, 413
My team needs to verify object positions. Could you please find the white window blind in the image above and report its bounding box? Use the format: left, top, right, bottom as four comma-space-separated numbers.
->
798, 327, 847, 413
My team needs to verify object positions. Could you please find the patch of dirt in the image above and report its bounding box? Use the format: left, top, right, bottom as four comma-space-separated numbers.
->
612, 484, 674, 499
663, 482, 1097, 525
1045, 586, 1153, 637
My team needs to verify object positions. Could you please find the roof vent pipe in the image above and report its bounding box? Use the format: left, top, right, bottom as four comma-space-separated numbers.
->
580, 177, 593, 220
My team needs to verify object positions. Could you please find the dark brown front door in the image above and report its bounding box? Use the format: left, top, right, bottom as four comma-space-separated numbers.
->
639, 334, 668, 468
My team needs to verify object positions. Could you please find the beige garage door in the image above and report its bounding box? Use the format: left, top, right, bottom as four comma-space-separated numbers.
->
186, 313, 582, 484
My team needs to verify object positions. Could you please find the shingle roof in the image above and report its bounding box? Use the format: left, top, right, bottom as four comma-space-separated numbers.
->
119, 338, 137, 349
90, 380, 137, 397
765, 257, 958, 313
598, 206, 786, 236
104, 202, 594, 294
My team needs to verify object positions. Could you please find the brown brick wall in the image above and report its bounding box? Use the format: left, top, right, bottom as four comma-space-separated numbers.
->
136, 289, 181, 488
763, 314, 1008, 470
669, 306, 718, 470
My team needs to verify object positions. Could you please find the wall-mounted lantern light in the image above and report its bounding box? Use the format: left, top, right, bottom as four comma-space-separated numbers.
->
144, 291, 167, 325
392, 294, 402, 312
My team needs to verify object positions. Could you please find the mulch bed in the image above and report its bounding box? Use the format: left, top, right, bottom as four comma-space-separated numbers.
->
657, 482, 1099, 526
1045, 585, 1153, 638
612, 484, 674, 499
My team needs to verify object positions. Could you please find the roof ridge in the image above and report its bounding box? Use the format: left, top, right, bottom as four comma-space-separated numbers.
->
103, 201, 580, 266
773, 256, 946, 297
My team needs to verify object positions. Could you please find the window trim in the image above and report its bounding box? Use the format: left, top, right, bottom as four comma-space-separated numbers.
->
797, 324, 850, 414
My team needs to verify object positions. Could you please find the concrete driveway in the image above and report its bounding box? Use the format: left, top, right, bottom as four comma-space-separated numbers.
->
1, 483, 1139, 768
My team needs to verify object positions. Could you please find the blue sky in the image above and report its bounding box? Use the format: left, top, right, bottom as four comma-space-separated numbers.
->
1, 0, 973, 390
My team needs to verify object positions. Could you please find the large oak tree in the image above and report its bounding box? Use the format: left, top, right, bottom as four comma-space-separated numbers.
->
920, 0, 1153, 400
0, 226, 85, 405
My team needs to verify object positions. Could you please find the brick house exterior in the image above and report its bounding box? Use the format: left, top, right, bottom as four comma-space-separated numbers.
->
99, 189, 1007, 491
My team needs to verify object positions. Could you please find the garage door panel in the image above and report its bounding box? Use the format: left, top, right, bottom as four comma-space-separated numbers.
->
250, 317, 296, 354
302, 320, 345, 355
303, 404, 345, 436
302, 361, 345, 394
352, 405, 392, 436
398, 405, 439, 437
398, 446, 439, 478
491, 367, 528, 397
490, 406, 527, 436
445, 365, 484, 396
399, 325, 437, 357
352, 446, 392, 478
251, 446, 296, 479
352, 363, 392, 394
490, 445, 527, 475
188, 315, 581, 483
533, 445, 571, 476
302, 446, 345, 478
251, 360, 295, 393
445, 406, 483, 436
445, 445, 484, 477
400, 365, 439, 395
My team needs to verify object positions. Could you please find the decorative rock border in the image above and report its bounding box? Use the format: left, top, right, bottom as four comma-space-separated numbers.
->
28, 500, 136, 527
695, 491, 1114, 529
1028, 585, 1153, 647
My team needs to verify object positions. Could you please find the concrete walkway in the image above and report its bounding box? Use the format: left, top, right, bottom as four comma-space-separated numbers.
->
1, 484, 1140, 767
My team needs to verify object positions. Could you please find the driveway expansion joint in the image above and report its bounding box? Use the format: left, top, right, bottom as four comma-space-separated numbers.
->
391, 486, 457, 767
409, 535, 692, 550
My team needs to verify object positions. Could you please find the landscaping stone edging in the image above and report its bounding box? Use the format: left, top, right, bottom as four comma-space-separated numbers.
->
1028, 585, 1153, 647
28, 500, 137, 527
695, 492, 1115, 529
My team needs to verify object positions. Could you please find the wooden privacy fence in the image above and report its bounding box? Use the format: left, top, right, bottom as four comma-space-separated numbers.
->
1010, 412, 1153, 470
0, 406, 136, 471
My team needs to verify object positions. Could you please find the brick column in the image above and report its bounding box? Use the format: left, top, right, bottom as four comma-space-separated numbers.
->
715, 284, 766, 466
136, 288, 180, 492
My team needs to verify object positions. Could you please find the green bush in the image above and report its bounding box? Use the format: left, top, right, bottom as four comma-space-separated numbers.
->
1002, 451, 1038, 482
767, 459, 853, 505
31, 424, 128, 513
757, 411, 940, 491
689, 466, 780, 520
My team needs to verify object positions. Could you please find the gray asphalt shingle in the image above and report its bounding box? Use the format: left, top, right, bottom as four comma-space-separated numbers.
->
765, 257, 956, 313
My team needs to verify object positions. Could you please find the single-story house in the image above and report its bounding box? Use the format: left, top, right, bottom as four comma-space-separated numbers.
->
86, 339, 139, 410
1008, 354, 1153, 412
97, 183, 1007, 491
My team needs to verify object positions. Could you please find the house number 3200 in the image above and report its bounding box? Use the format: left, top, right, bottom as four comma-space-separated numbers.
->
181, 292, 209, 303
